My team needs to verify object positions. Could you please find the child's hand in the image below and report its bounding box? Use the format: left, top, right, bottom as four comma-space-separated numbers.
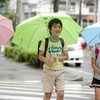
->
48, 55, 55, 64
50, 54, 57, 59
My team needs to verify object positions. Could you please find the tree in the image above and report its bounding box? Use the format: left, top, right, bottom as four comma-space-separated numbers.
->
0, 0, 10, 16
6, 10, 15, 31
0, 0, 10, 9
53, 0, 59, 12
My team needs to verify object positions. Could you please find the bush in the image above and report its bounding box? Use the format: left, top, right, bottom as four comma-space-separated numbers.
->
14, 49, 28, 62
11, 48, 19, 59
4, 46, 38, 67
28, 52, 38, 66
4, 46, 17, 58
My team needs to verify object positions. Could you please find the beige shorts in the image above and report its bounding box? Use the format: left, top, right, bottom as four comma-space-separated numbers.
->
42, 68, 65, 93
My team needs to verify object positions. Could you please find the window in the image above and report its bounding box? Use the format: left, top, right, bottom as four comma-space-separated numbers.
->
89, 6, 94, 12
68, 2, 75, 12
87, 3, 94, 12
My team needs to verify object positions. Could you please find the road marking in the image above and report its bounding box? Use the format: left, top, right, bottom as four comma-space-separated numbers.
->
64, 67, 92, 75
0, 95, 54, 100
0, 81, 94, 100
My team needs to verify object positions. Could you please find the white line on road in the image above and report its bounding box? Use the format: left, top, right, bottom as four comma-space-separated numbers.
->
64, 67, 92, 75
0, 90, 90, 99
0, 95, 46, 100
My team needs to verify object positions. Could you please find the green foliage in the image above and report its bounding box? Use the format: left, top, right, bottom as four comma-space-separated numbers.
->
0, 0, 10, 3
0, 0, 15, 30
14, 49, 28, 62
4, 46, 39, 67
0, 0, 10, 10
28, 52, 38, 66
5, 10, 15, 30
4, 46, 16, 58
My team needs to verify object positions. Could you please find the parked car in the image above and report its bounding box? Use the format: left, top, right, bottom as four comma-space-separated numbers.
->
78, 37, 87, 49
63, 41, 83, 66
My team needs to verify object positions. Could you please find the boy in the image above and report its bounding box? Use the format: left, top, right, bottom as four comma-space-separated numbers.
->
38, 18, 69, 100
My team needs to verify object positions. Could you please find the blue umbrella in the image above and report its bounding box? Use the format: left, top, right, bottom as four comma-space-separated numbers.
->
81, 21, 100, 47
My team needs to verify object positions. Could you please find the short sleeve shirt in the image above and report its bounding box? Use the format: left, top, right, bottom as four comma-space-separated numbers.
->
90, 44, 100, 80
39, 38, 68, 70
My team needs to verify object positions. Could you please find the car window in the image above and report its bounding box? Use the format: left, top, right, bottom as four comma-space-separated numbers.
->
68, 46, 75, 51
68, 45, 82, 51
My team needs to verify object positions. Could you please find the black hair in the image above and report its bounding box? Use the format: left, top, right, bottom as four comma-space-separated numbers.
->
48, 18, 62, 35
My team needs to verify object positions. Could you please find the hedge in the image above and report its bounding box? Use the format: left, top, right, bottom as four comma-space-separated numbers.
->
4, 46, 39, 67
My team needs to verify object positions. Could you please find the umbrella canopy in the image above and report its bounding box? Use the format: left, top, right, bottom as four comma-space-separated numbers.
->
81, 21, 100, 47
0, 15, 14, 45
11, 13, 83, 52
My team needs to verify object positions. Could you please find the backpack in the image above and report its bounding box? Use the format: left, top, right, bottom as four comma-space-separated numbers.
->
95, 44, 99, 60
38, 38, 64, 68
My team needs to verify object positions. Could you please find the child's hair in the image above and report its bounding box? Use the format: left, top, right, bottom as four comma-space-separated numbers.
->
48, 18, 62, 35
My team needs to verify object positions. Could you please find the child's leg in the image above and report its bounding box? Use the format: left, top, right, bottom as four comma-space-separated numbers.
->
43, 92, 52, 100
56, 90, 64, 100
94, 87, 100, 100
42, 68, 55, 100
55, 69, 65, 100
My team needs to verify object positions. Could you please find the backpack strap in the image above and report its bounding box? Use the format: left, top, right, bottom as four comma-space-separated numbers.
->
59, 38, 64, 55
95, 44, 99, 60
59, 38, 64, 49
44, 38, 48, 57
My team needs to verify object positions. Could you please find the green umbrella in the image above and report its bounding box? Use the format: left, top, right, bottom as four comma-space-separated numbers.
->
12, 12, 83, 52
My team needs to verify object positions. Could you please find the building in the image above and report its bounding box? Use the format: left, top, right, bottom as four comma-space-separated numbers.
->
8, 0, 100, 28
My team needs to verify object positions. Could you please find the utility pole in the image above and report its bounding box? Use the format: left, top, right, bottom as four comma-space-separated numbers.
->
94, 0, 97, 23
66, 0, 69, 14
98, 0, 100, 21
50, 0, 53, 13
78, 0, 82, 26
54, 0, 59, 12
16, 0, 22, 26
11, 0, 22, 46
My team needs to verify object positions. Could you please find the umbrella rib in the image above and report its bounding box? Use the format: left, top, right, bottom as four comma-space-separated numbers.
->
27, 17, 78, 50
16, 16, 64, 40
0, 25, 14, 33
27, 22, 46, 50
63, 27, 78, 43
88, 33, 100, 45
13, 18, 46, 42
13, 15, 82, 51
27, 17, 55, 50
0, 18, 11, 21
0, 32, 6, 45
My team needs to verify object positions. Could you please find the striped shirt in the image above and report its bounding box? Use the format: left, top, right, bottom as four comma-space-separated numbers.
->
39, 38, 68, 70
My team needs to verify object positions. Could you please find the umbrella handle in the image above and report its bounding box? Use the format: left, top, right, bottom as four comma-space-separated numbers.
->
18, 46, 20, 50
53, 59, 58, 66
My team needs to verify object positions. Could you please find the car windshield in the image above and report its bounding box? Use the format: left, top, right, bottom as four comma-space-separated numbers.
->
68, 45, 82, 51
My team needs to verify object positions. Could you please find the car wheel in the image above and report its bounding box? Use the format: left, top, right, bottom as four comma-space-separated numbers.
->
64, 63, 68, 66
75, 63, 81, 66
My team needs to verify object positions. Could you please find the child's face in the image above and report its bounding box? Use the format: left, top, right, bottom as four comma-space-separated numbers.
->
49, 23, 62, 37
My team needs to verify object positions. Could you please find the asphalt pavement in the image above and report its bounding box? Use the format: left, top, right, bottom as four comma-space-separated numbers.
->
0, 49, 95, 100
0, 51, 86, 82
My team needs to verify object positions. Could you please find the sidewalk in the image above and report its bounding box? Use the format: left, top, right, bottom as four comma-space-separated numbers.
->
0, 53, 83, 82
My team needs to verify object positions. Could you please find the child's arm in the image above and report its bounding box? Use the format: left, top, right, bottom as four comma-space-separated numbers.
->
51, 50, 69, 61
91, 57, 100, 73
38, 50, 55, 64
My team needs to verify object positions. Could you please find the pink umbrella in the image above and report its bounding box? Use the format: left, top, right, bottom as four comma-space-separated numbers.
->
0, 15, 14, 45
